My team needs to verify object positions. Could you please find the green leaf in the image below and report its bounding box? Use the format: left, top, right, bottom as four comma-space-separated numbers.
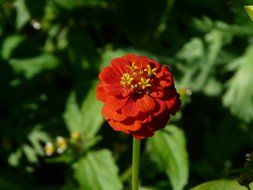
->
10, 54, 60, 79
22, 144, 38, 163
147, 125, 189, 190
1, 35, 25, 60
191, 180, 253, 190
8, 148, 22, 167
64, 81, 103, 139
53, 0, 108, 10
176, 37, 204, 64
245, 6, 253, 22
223, 45, 253, 122
28, 127, 51, 156
203, 78, 222, 97
74, 149, 123, 190
176, 28, 231, 92
14, 0, 31, 30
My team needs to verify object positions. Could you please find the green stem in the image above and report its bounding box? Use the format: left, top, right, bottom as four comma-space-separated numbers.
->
132, 138, 141, 190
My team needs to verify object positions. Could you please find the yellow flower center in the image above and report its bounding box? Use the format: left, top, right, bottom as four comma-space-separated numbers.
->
120, 64, 157, 92
121, 73, 134, 87
144, 65, 158, 76
138, 78, 151, 89
127, 62, 138, 71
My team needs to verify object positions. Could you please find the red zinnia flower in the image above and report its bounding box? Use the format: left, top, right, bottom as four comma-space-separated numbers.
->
96, 54, 181, 140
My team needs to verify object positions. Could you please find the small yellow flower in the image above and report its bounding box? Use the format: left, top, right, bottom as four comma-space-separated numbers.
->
56, 136, 67, 154
44, 142, 55, 156
178, 88, 192, 97
71, 131, 81, 142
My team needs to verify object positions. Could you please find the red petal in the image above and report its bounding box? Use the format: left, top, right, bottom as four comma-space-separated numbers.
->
99, 66, 120, 84
108, 119, 141, 133
136, 95, 156, 113
108, 120, 130, 133
153, 98, 167, 116
136, 56, 149, 69
156, 66, 173, 83
149, 59, 161, 69
132, 126, 154, 140
159, 79, 173, 88
96, 83, 106, 102
122, 100, 140, 117
102, 106, 127, 121
111, 58, 129, 74
103, 83, 123, 96
122, 54, 139, 64
104, 95, 128, 111
150, 89, 164, 98
165, 95, 181, 115
150, 111, 170, 131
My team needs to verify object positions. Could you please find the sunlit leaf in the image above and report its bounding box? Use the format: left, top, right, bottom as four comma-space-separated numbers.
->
74, 149, 123, 190
176, 28, 231, 94
176, 37, 204, 64
191, 180, 253, 190
28, 127, 51, 156
223, 45, 253, 122
8, 148, 22, 167
245, 6, 253, 22
64, 81, 103, 139
10, 54, 60, 79
14, 0, 31, 30
147, 125, 189, 190
22, 144, 38, 163
1, 35, 24, 60
53, 0, 108, 10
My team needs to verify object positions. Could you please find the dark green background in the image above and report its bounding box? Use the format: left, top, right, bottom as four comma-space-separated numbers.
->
1, 0, 253, 189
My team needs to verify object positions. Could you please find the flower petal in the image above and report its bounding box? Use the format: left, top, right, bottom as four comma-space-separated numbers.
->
108, 120, 130, 134
103, 83, 123, 96
132, 126, 154, 140
136, 56, 149, 69
102, 106, 127, 121
111, 58, 129, 74
96, 83, 106, 102
122, 54, 138, 64
150, 89, 164, 98
104, 95, 128, 111
153, 98, 167, 116
165, 95, 181, 115
99, 66, 120, 84
136, 95, 156, 113
121, 100, 140, 117
108, 119, 141, 133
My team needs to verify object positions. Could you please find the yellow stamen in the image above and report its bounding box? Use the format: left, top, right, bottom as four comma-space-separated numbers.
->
138, 78, 151, 89
121, 73, 134, 87
131, 84, 138, 89
144, 65, 157, 76
128, 62, 138, 71
44, 142, 55, 156
56, 136, 67, 154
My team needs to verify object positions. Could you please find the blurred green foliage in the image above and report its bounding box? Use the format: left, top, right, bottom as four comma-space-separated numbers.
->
1, 0, 253, 189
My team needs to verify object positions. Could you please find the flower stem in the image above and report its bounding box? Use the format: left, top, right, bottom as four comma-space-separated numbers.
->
132, 138, 141, 190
